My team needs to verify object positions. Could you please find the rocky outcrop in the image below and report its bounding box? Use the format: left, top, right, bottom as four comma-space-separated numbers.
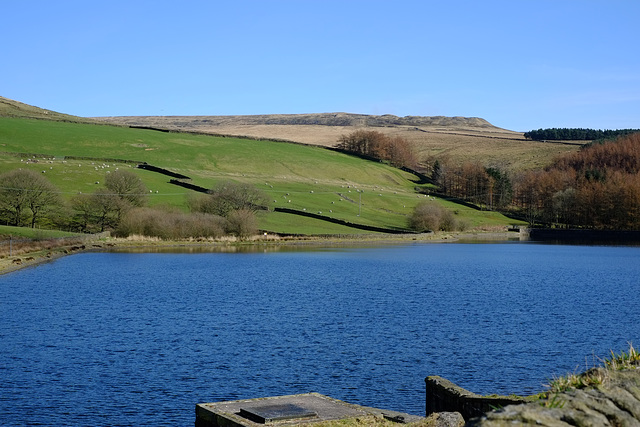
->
467, 368, 640, 427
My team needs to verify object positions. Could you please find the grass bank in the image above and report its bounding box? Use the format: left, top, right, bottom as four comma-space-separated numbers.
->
0, 116, 525, 234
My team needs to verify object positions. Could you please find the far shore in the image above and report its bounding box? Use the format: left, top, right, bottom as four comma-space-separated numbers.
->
0, 230, 522, 277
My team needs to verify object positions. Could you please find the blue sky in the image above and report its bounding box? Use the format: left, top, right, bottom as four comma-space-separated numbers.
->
3, 0, 639, 131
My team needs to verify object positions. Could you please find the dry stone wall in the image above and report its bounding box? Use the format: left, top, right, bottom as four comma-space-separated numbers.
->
425, 376, 527, 421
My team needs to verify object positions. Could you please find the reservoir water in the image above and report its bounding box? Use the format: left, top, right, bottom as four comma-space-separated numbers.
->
1, 242, 639, 426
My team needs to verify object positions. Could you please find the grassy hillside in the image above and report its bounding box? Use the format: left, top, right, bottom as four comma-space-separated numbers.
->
96, 114, 584, 172
0, 116, 521, 234
0, 98, 525, 235
0, 96, 99, 124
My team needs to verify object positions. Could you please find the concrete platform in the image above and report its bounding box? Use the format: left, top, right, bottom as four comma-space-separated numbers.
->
196, 392, 424, 426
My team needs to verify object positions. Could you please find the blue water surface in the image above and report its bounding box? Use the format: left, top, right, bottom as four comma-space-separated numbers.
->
0, 242, 639, 426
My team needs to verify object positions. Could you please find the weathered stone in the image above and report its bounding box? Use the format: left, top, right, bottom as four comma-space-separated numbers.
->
467, 369, 640, 427
196, 393, 426, 426
424, 411, 465, 427
425, 375, 527, 421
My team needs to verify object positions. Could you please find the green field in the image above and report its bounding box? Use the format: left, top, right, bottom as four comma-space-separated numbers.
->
0, 225, 80, 239
0, 116, 523, 234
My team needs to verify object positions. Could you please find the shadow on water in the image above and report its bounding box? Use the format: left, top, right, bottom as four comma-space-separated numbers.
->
101, 241, 425, 255
527, 228, 640, 247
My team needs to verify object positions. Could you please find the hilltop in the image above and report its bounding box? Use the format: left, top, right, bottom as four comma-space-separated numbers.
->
0, 96, 98, 124
95, 112, 498, 129
0, 96, 582, 172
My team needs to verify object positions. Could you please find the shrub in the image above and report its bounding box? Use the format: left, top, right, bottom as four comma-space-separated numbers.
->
409, 201, 460, 232
179, 212, 227, 239
225, 209, 258, 239
190, 181, 269, 217
409, 202, 443, 232
115, 208, 226, 239
439, 209, 457, 232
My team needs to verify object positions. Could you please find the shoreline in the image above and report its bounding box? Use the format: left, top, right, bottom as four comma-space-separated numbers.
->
0, 230, 521, 277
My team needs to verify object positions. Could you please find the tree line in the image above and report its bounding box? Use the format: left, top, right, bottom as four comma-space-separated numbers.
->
512, 132, 640, 229
335, 130, 418, 168
431, 159, 513, 210
524, 128, 640, 141
0, 169, 268, 239
420, 132, 640, 230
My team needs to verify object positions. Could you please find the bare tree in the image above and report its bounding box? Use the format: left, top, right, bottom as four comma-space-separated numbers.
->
336, 130, 417, 168
90, 190, 121, 232
192, 180, 269, 217
0, 169, 60, 227
105, 169, 148, 207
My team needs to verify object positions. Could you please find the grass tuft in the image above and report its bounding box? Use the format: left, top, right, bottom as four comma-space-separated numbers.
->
541, 342, 638, 400
604, 342, 640, 371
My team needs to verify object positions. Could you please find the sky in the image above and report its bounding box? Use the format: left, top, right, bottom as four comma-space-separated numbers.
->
3, 0, 639, 131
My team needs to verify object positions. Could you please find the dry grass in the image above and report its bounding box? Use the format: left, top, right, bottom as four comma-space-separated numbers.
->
0, 237, 86, 258
311, 417, 425, 426
604, 342, 640, 370
0, 237, 94, 276
544, 343, 640, 395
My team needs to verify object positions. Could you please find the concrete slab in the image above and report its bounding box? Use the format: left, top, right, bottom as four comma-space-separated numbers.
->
196, 392, 424, 426
239, 403, 317, 423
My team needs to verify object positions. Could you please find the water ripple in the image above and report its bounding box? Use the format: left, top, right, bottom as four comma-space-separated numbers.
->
0, 244, 639, 425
